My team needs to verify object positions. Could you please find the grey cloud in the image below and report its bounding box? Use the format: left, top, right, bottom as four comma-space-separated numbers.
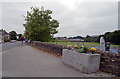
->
0, 3, 2, 28
2, 1, 118, 37
55, 2, 118, 37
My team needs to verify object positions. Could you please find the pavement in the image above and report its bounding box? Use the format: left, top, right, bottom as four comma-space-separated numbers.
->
2, 45, 115, 77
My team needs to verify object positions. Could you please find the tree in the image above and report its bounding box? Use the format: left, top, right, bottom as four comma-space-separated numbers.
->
96, 30, 120, 45
110, 30, 120, 45
96, 35, 104, 42
84, 35, 92, 42
23, 6, 59, 42
9, 31, 17, 40
18, 34, 22, 40
104, 32, 111, 42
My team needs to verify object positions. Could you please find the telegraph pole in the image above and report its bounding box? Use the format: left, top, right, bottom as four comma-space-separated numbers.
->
27, 23, 28, 44
26, 22, 29, 45
26, 12, 29, 45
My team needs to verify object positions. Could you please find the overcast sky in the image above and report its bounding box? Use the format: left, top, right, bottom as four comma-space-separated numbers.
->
0, 0, 119, 37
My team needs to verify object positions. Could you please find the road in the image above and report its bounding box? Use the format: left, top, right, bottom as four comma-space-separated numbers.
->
0, 41, 24, 78
0, 41, 24, 52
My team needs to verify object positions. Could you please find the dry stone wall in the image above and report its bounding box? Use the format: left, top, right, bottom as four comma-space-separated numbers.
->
29, 41, 66, 56
95, 50, 120, 77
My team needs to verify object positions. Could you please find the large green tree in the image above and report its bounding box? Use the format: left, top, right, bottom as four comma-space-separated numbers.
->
23, 6, 59, 42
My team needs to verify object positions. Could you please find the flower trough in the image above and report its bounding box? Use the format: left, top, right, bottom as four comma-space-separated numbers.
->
62, 45, 101, 74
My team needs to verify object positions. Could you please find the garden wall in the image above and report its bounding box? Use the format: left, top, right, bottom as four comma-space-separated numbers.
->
95, 50, 120, 77
29, 41, 120, 77
29, 41, 66, 56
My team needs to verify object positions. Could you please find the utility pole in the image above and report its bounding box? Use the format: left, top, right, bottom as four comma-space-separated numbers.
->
26, 22, 28, 45
26, 12, 29, 45
27, 24, 28, 44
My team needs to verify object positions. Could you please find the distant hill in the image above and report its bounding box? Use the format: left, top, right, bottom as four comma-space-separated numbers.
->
68, 36, 84, 39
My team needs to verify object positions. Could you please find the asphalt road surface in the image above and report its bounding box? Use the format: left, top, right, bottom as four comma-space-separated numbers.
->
0, 41, 25, 78
0, 41, 24, 52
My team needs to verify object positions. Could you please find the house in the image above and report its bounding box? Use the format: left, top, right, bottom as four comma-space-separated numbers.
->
0, 29, 10, 42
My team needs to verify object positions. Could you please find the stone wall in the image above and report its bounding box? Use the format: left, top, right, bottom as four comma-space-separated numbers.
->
29, 41, 120, 77
95, 50, 120, 77
29, 41, 65, 56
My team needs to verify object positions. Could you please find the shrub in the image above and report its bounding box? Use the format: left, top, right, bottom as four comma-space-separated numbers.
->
82, 46, 89, 52
4, 39, 10, 42
77, 46, 89, 53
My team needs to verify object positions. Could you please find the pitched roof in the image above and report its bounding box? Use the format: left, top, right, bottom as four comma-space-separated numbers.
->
0, 29, 9, 34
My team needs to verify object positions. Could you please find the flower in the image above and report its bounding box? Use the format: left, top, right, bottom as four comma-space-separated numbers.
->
71, 47, 75, 51
67, 45, 72, 47
88, 50, 90, 53
74, 45, 78, 48
74, 45, 78, 47
74, 45, 79, 49
91, 48, 96, 51
90, 47, 96, 54
67, 45, 72, 50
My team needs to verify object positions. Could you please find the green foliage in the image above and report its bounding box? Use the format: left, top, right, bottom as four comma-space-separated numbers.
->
84, 30, 120, 45
77, 46, 89, 53
77, 49, 84, 53
18, 34, 22, 40
76, 46, 80, 49
82, 46, 89, 52
108, 30, 120, 45
23, 6, 59, 42
84, 36, 92, 42
96, 35, 104, 42
97, 30, 120, 45
84, 35, 98, 42
4, 38, 10, 42
9, 31, 17, 40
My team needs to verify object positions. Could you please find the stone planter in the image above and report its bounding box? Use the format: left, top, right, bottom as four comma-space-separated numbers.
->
62, 49, 101, 73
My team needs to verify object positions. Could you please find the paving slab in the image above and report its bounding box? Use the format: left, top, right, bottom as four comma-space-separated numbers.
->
2, 45, 115, 77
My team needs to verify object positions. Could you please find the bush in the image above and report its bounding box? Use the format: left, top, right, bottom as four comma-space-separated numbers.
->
4, 39, 10, 42
77, 46, 89, 53
83, 46, 89, 52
